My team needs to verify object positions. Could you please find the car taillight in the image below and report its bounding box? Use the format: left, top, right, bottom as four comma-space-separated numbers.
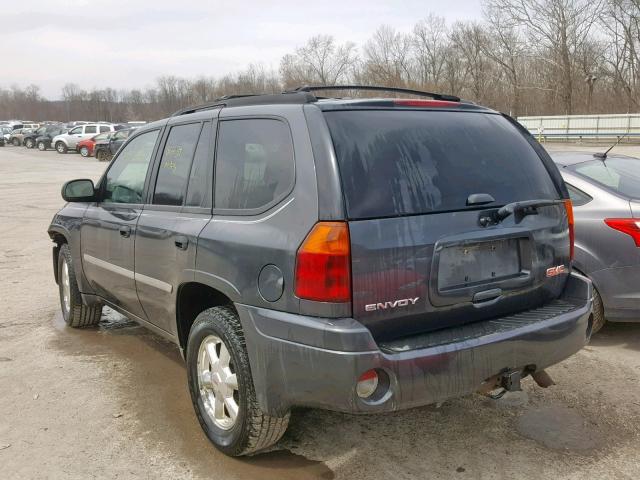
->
295, 222, 351, 303
564, 199, 575, 260
604, 218, 640, 247
393, 99, 459, 108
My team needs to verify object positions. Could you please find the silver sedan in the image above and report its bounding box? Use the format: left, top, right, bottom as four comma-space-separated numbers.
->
553, 152, 640, 332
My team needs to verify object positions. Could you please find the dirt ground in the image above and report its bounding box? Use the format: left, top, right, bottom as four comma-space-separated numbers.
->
1, 143, 639, 480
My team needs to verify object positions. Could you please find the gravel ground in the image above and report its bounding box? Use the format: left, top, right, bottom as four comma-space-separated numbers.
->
1, 143, 639, 479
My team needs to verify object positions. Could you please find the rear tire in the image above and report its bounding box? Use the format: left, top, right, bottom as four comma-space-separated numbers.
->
57, 244, 102, 327
591, 286, 605, 334
12, 138, 20, 146
80, 146, 90, 157
25, 138, 35, 148
186, 306, 289, 456
37, 141, 46, 151
56, 142, 67, 154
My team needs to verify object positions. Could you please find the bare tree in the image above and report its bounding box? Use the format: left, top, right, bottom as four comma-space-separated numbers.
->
362, 25, 413, 86
280, 35, 358, 87
485, 0, 605, 114
412, 14, 449, 89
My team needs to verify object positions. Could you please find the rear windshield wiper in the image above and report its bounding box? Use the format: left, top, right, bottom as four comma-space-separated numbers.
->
480, 199, 564, 226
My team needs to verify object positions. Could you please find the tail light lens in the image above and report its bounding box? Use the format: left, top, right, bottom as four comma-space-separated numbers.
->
564, 199, 575, 260
604, 218, 640, 246
295, 222, 351, 302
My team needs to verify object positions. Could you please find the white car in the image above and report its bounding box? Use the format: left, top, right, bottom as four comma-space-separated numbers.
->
52, 123, 117, 154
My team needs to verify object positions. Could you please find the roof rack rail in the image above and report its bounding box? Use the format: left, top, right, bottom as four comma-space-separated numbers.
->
292, 85, 460, 102
172, 91, 317, 116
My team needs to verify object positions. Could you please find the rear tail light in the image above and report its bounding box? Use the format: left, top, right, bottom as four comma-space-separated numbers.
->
294, 222, 351, 302
393, 99, 459, 108
564, 199, 575, 260
604, 218, 640, 246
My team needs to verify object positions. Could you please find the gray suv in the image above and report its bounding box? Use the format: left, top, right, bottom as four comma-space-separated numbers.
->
48, 86, 593, 457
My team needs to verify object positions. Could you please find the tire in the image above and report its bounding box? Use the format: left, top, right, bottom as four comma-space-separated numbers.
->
25, 138, 35, 149
96, 150, 106, 161
56, 141, 68, 154
12, 138, 20, 146
37, 141, 46, 151
186, 306, 290, 456
57, 244, 102, 328
80, 146, 90, 157
591, 286, 606, 334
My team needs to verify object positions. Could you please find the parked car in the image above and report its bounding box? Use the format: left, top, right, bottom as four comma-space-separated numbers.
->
49, 86, 592, 457
8, 128, 30, 146
553, 151, 640, 332
94, 128, 136, 161
23, 124, 63, 149
1, 126, 11, 144
77, 132, 111, 157
36, 127, 68, 151
52, 123, 117, 154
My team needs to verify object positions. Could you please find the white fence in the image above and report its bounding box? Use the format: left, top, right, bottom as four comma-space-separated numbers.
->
517, 113, 640, 142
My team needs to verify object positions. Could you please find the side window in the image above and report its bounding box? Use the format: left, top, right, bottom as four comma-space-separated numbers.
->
103, 130, 159, 204
567, 184, 592, 207
215, 119, 294, 210
99, 125, 110, 133
185, 121, 213, 207
69, 127, 82, 135
153, 123, 202, 206
85, 125, 97, 134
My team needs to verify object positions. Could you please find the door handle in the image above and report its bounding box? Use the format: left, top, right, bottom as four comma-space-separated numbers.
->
119, 225, 131, 238
174, 235, 189, 250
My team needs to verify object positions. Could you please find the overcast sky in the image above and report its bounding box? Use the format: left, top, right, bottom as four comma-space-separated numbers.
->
1, 0, 482, 99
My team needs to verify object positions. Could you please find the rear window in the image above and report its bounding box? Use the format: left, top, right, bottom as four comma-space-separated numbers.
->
324, 110, 559, 219
572, 157, 640, 199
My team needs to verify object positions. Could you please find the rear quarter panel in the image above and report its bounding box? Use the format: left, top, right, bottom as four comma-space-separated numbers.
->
195, 105, 320, 314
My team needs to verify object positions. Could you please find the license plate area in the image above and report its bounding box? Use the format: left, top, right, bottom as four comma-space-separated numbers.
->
430, 235, 532, 306
438, 239, 521, 290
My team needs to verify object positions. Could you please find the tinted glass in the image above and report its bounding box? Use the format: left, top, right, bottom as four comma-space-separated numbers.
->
103, 130, 159, 204
325, 110, 559, 219
153, 123, 201, 206
573, 158, 640, 198
215, 119, 294, 210
566, 184, 592, 206
185, 121, 213, 207
99, 125, 110, 133
114, 130, 129, 140
85, 125, 97, 134
69, 127, 82, 135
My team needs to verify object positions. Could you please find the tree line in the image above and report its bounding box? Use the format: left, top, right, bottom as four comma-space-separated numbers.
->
1, 0, 638, 122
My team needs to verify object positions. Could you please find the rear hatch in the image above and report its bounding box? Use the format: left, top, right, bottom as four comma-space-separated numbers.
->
324, 106, 571, 341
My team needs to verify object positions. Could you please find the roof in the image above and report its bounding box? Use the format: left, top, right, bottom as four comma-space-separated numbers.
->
170, 85, 493, 117
551, 151, 638, 167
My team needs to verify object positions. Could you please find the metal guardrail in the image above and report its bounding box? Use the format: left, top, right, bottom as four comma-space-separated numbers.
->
517, 114, 640, 143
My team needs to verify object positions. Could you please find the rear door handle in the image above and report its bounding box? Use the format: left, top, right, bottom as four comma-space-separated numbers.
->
174, 235, 189, 250
119, 225, 131, 238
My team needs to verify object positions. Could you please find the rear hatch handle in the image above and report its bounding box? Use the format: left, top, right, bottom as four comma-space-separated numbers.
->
480, 199, 564, 226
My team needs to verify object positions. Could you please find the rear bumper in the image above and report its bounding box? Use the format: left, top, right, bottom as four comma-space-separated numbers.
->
590, 266, 640, 322
237, 272, 592, 416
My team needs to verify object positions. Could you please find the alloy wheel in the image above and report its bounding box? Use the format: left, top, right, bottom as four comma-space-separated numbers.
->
197, 335, 240, 430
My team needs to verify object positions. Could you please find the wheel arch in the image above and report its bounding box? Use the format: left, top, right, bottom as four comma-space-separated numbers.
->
48, 227, 69, 285
176, 282, 236, 351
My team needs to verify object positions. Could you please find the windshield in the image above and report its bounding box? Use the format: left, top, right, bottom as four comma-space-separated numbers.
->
573, 157, 640, 199
324, 110, 559, 219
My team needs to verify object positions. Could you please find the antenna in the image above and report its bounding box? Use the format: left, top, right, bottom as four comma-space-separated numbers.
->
593, 133, 629, 160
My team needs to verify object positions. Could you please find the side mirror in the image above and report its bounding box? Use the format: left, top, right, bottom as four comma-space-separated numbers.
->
62, 179, 96, 202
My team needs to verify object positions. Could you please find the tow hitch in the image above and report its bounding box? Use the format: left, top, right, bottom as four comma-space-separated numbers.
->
478, 368, 555, 399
